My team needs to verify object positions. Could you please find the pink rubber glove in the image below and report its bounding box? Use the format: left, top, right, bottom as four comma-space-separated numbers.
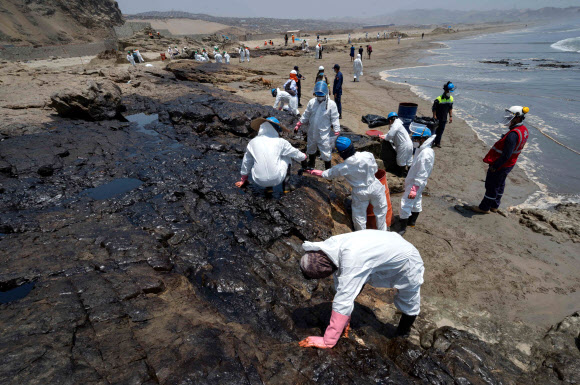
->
408, 185, 419, 199
379, 134, 386, 140
294, 121, 303, 133
306, 169, 323, 177
334, 131, 340, 136
299, 311, 351, 349
235, 175, 248, 188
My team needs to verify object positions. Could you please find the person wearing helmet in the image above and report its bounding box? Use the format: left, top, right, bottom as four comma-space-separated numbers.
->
379, 112, 413, 177
298, 230, 424, 348
294, 81, 341, 170
223, 51, 230, 64
236, 117, 306, 192
398, 123, 436, 235
294, 66, 305, 107
470, 106, 530, 214
431, 81, 455, 148
314, 66, 329, 87
281, 70, 299, 113
239, 46, 245, 62
305, 137, 389, 231
353, 54, 363, 82
315, 43, 320, 59
126, 51, 136, 66
214, 51, 223, 63
245, 47, 250, 62
272, 87, 299, 116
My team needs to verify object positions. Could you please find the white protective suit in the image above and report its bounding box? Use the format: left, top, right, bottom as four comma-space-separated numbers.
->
224, 53, 230, 64
302, 230, 424, 316
353, 54, 363, 81
245, 48, 250, 62
400, 135, 436, 219
315, 44, 320, 58
240, 122, 306, 187
273, 88, 299, 115
135, 50, 145, 63
322, 152, 389, 231
239, 48, 245, 62
203, 52, 209, 61
385, 118, 413, 167
126, 54, 135, 66
215, 53, 223, 63
299, 96, 340, 161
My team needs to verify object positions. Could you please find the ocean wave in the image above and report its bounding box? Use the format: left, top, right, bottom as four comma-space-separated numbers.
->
551, 37, 580, 53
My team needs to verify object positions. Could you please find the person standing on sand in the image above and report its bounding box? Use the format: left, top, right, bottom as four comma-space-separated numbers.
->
126, 51, 136, 66
315, 43, 320, 59
294, 66, 304, 107
431, 81, 455, 148
292, 34, 295, 44
239, 47, 245, 63
285, 34, 289, 46
294, 81, 340, 170
379, 112, 413, 177
398, 34, 401, 44
422, 32, 425, 39
332, 64, 343, 119
298, 230, 424, 349
353, 54, 363, 82
366, 32, 368, 39
367, 44, 372, 60
245, 47, 250, 62
214, 51, 222, 63
469, 106, 530, 214
348, 33, 351, 44
350, 45, 355, 61
358, 45, 364, 60
223, 51, 230, 64
319, 44, 323, 59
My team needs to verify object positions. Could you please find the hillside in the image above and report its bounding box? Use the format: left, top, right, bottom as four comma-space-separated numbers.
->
0, 0, 123, 47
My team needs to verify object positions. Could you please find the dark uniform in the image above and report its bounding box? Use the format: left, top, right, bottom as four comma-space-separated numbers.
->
431, 94, 453, 146
333, 71, 343, 118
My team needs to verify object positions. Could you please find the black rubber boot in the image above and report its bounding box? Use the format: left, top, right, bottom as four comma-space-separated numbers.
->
408, 212, 420, 227
396, 314, 417, 337
324, 161, 332, 170
283, 165, 295, 193
307, 154, 316, 168
398, 218, 408, 235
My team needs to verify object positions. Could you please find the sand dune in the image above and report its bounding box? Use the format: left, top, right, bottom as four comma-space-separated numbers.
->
130, 18, 236, 35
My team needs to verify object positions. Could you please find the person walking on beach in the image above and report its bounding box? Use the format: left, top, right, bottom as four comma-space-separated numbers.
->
294, 66, 304, 107
236, 117, 306, 193
294, 81, 340, 170
350, 44, 355, 61
379, 112, 413, 177
367, 44, 372, 60
431, 81, 455, 148
398, 124, 435, 235
332, 64, 343, 119
422, 32, 425, 39
305, 137, 389, 231
285, 34, 289, 46
469, 106, 530, 214
298, 230, 424, 349
358, 45, 364, 60
353, 54, 363, 82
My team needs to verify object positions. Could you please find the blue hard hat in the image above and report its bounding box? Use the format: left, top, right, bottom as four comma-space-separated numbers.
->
388, 112, 398, 119
335, 136, 352, 152
445, 81, 455, 92
266, 117, 281, 127
271, 88, 277, 97
313, 81, 328, 97
410, 124, 431, 138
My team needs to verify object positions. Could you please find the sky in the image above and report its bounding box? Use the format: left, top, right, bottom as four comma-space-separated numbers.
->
115, 0, 580, 19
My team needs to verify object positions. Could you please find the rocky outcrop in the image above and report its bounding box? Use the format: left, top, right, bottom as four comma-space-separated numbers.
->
166, 62, 276, 84
512, 204, 580, 243
48, 80, 123, 121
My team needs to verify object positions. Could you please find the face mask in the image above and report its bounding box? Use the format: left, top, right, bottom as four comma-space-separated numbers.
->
413, 141, 420, 149
317, 96, 326, 103
444, 92, 450, 97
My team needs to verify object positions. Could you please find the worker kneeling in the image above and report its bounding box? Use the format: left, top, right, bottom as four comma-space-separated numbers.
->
235, 117, 306, 192
305, 137, 389, 231
298, 230, 424, 349
271, 88, 299, 116
294, 81, 340, 170
398, 124, 436, 235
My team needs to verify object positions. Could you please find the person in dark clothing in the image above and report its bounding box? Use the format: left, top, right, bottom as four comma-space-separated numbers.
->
350, 45, 355, 61
431, 81, 455, 147
367, 44, 372, 59
470, 106, 530, 214
422, 32, 424, 39
294, 65, 305, 107
358, 46, 364, 60
285, 34, 289, 46
319, 44, 323, 59
332, 64, 343, 119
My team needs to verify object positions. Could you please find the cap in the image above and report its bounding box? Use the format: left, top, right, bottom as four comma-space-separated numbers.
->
318, 66, 324, 71
333, 64, 340, 70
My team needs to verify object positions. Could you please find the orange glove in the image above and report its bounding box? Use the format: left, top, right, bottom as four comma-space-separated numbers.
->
235, 175, 248, 188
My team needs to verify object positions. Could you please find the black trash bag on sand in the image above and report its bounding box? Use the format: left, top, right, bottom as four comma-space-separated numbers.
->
414, 116, 439, 130
362, 114, 390, 128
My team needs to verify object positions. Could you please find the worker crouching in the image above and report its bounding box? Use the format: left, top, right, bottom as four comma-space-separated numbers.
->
305, 137, 389, 231
298, 230, 425, 349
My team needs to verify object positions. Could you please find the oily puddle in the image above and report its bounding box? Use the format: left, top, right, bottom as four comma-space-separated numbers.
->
125, 113, 159, 137
0, 281, 36, 304
80, 178, 143, 200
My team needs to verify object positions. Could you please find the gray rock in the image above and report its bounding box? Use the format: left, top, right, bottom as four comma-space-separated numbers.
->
48, 80, 122, 121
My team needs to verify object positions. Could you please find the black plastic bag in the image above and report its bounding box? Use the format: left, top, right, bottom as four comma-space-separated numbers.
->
362, 114, 390, 128
413, 116, 439, 130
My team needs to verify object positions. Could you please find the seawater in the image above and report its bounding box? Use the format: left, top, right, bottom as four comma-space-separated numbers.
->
381, 20, 580, 208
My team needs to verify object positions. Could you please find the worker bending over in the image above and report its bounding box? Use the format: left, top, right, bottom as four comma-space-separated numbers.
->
380, 112, 413, 177
398, 124, 435, 235
298, 230, 424, 349
294, 81, 340, 170
306, 137, 389, 231
271, 88, 299, 115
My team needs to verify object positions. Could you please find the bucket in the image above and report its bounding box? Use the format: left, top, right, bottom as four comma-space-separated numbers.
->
398, 102, 418, 132
366, 169, 393, 228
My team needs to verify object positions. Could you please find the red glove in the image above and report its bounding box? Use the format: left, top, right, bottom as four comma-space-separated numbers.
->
408, 185, 419, 199
294, 121, 303, 133
379, 134, 386, 140
306, 169, 323, 177
334, 131, 340, 136
235, 175, 248, 188
299, 311, 350, 349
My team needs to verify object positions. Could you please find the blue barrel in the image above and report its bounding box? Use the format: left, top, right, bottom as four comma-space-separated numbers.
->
398, 102, 418, 132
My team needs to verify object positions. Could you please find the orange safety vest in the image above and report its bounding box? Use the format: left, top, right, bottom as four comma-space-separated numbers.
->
483, 124, 529, 169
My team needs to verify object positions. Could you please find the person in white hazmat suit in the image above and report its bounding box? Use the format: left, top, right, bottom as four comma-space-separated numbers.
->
214, 52, 223, 63
134, 49, 145, 63
398, 123, 436, 235
305, 136, 389, 231
353, 54, 363, 81
298, 230, 425, 349
245, 47, 250, 62
379, 112, 413, 177
315, 44, 320, 59
271, 88, 299, 115
239, 47, 245, 62
236, 117, 307, 192
126, 51, 136, 66
294, 81, 340, 170
223, 51, 230, 64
